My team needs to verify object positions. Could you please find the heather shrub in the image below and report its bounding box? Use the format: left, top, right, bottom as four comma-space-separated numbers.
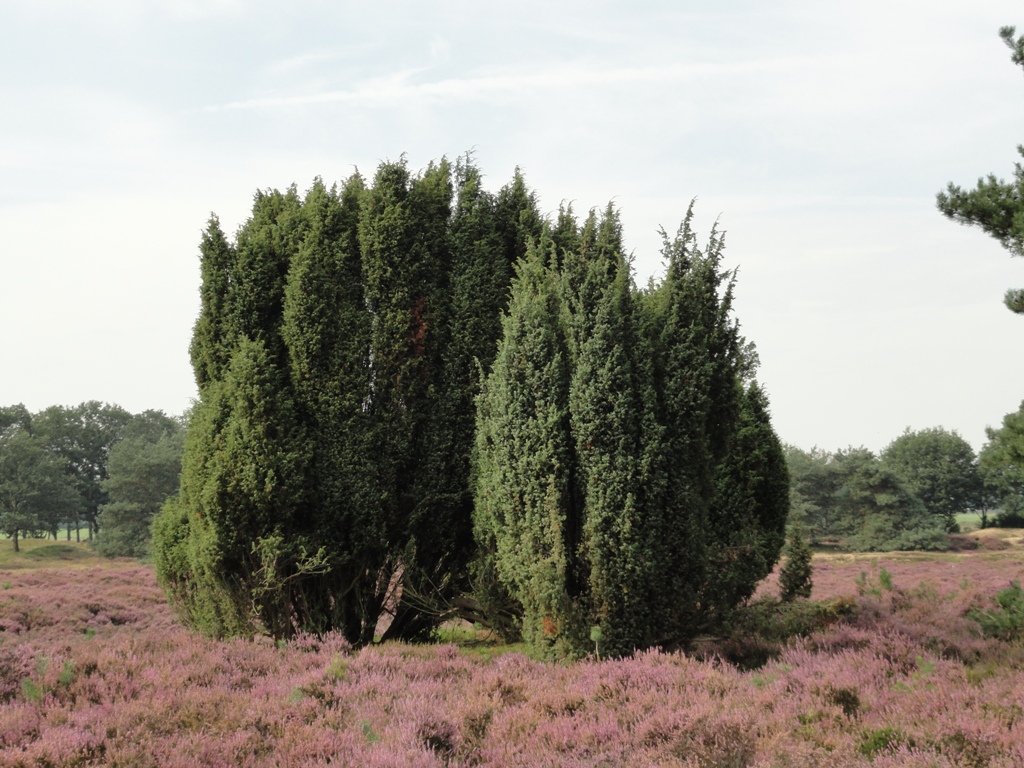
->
669, 719, 757, 766
4, 556, 1024, 766
937, 728, 1003, 766
0, 647, 33, 704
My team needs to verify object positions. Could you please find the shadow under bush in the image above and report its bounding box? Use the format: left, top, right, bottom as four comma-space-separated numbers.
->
693, 596, 858, 670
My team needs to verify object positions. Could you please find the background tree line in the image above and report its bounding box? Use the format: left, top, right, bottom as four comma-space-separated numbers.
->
787, 418, 1024, 550
0, 402, 184, 554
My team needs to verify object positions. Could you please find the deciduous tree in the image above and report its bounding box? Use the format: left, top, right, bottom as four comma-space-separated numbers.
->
0, 424, 81, 551
832, 448, 945, 551
33, 401, 132, 539
881, 427, 984, 532
95, 412, 184, 558
979, 401, 1024, 524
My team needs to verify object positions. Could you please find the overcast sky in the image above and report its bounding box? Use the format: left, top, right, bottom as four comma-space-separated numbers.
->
2, 1, 1022, 453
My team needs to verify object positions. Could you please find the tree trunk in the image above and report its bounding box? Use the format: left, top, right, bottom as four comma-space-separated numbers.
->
12, 529, 19, 553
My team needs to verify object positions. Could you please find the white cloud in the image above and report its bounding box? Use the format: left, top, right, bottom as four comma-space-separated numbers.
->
208, 56, 814, 111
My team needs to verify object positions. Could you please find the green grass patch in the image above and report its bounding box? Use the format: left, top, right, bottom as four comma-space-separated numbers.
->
432, 621, 538, 661
859, 726, 912, 757
433, 623, 482, 645
24, 544, 93, 561
459, 640, 536, 662
956, 513, 984, 531
0, 539, 102, 569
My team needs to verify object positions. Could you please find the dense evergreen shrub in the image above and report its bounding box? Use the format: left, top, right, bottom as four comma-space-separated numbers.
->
157, 158, 788, 654
474, 204, 789, 658
153, 158, 540, 643
779, 520, 813, 601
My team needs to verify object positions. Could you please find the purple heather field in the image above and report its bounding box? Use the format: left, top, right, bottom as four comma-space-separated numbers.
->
1, 533, 1024, 767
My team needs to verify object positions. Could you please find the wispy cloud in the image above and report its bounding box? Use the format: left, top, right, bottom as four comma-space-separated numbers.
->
266, 50, 355, 77
209, 57, 809, 112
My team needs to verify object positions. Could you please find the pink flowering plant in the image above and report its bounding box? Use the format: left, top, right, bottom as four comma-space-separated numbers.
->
1, 538, 1023, 766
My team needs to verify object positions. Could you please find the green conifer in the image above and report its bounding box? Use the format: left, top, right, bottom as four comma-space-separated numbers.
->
190, 216, 236, 390
474, 201, 788, 656
708, 382, 791, 610
779, 519, 814, 601
570, 259, 655, 655
281, 175, 379, 641
475, 237, 582, 655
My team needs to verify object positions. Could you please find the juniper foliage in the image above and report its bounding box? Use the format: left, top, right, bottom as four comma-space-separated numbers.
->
779, 520, 814, 601
154, 158, 538, 642
474, 202, 789, 658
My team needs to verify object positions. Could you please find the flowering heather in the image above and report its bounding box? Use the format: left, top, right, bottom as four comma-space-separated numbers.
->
1, 543, 1024, 766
